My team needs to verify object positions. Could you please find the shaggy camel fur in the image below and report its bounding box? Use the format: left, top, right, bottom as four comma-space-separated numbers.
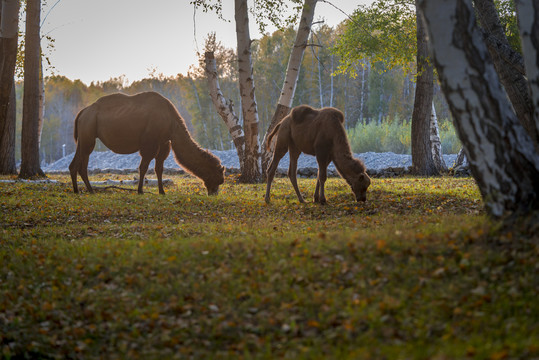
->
265, 105, 371, 204
69, 92, 225, 195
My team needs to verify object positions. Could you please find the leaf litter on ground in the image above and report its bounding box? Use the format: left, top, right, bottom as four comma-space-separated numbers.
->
0, 174, 537, 359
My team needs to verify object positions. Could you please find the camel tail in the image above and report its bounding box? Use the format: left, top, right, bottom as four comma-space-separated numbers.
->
73, 110, 84, 143
266, 123, 281, 150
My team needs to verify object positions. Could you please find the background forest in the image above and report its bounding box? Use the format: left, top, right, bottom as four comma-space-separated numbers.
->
13, 24, 460, 166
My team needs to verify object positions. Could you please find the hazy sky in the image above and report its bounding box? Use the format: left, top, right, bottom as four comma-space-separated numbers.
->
40, 0, 361, 85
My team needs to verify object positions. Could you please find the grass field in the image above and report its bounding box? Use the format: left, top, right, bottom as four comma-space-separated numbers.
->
1, 174, 537, 359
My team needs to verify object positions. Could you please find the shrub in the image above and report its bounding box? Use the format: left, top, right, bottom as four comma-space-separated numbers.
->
347, 118, 461, 154
439, 121, 461, 154
347, 120, 411, 154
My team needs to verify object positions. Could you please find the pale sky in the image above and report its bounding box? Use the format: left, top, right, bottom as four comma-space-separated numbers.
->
39, 0, 362, 86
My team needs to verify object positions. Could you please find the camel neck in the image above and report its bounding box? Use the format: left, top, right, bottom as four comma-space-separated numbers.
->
170, 124, 214, 181
332, 140, 362, 181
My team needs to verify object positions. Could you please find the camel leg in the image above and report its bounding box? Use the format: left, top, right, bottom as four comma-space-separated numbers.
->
138, 140, 161, 194
288, 145, 305, 203
79, 152, 94, 194
75, 137, 96, 194
265, 141, 289, 204
314, 178, 320, 203
69, 146, 81, 193
315, 154, 331, 205
155, 142, 171, 195
137, 156, 152, 194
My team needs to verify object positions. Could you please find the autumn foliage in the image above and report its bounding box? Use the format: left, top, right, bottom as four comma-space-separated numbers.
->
0, 174, 537, 358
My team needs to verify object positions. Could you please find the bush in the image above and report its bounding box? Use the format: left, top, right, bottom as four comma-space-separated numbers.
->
347, 119, 461, 154
347, 120, 411, 154
439, 121, 461, 154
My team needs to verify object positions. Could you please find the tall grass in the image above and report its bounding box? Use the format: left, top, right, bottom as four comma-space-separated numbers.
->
347, 119, 461, 154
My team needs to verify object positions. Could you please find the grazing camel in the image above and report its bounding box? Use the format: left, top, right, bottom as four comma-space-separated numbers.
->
69, 91, 225, 195
265, 105, 371, 204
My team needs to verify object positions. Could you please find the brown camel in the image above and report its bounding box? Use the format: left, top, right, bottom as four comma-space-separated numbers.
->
69, 91, 225, 195
265, 105, 371, 204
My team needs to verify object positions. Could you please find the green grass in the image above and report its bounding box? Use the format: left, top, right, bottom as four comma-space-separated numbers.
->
1, 174, 537, 359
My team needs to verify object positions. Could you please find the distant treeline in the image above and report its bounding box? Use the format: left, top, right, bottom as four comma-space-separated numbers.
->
13, 24, 452, 164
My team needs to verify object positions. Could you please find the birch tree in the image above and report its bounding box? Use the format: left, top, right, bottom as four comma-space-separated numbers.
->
205, 50, 246, 173
235, 0, 262, 182
261, 0, 317, 174
333, 0, 446, 174
516, 0, 539, 138
474, 0, 538, 148
0, 0, 19, 175
418, 0, 539, 220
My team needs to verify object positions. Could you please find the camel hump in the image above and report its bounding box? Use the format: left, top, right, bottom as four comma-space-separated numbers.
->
320, 107, 345, 124
290, 105, 318, 124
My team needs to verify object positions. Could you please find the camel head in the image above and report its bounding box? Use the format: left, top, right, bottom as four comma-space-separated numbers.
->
350, 172, 371, 202
204, 165, 226, 196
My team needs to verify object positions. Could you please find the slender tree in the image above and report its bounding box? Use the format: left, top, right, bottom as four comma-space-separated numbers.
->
515, 0, 539, 138
418, 0, 539, 220
474, 0, 538, 148
410, 2, 437, 175
0, 0, 20, 174
205, 50, 246, 173
19, 0, 45, 178
234, 0, 262, 182
333, 0, 446, 173
261, 0, 317, 174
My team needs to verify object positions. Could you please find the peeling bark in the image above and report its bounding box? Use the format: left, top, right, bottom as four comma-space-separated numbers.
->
419, 0, 539, 218
204, 51, 246, 173
516, 0, 539, 140
235, 0, 261, 183
430, 102, 447, 172
475, 0, 537, 148
261, 0, 317, 175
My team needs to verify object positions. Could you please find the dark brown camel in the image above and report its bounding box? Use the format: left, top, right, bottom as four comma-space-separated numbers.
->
265, 105, 371, 204
69, 91, 225, 195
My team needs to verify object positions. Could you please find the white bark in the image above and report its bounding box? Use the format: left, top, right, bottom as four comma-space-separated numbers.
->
430, 102, 447, 171
419, 0, 539, 217
261, 0, 318, 174
516, 0, 539, 137
235, 0, 261, 182
204, 51, 246, 172
330, 54, 334, 107
277, 0, 317, 109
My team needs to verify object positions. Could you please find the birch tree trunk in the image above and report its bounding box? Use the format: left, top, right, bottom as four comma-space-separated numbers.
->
474, 0, 538, 148
204, 50, 246, 173
261, 0, 317, 175
418, 0, 539, 219
0, 0, 19, 174
516, 0, 539, 139
235, 0, 261, 183
19, 0, 45, 179
189, 75, 208, 138
411, 2, 438, 176
430, 102, 447, 172
455, 148, 467, 168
